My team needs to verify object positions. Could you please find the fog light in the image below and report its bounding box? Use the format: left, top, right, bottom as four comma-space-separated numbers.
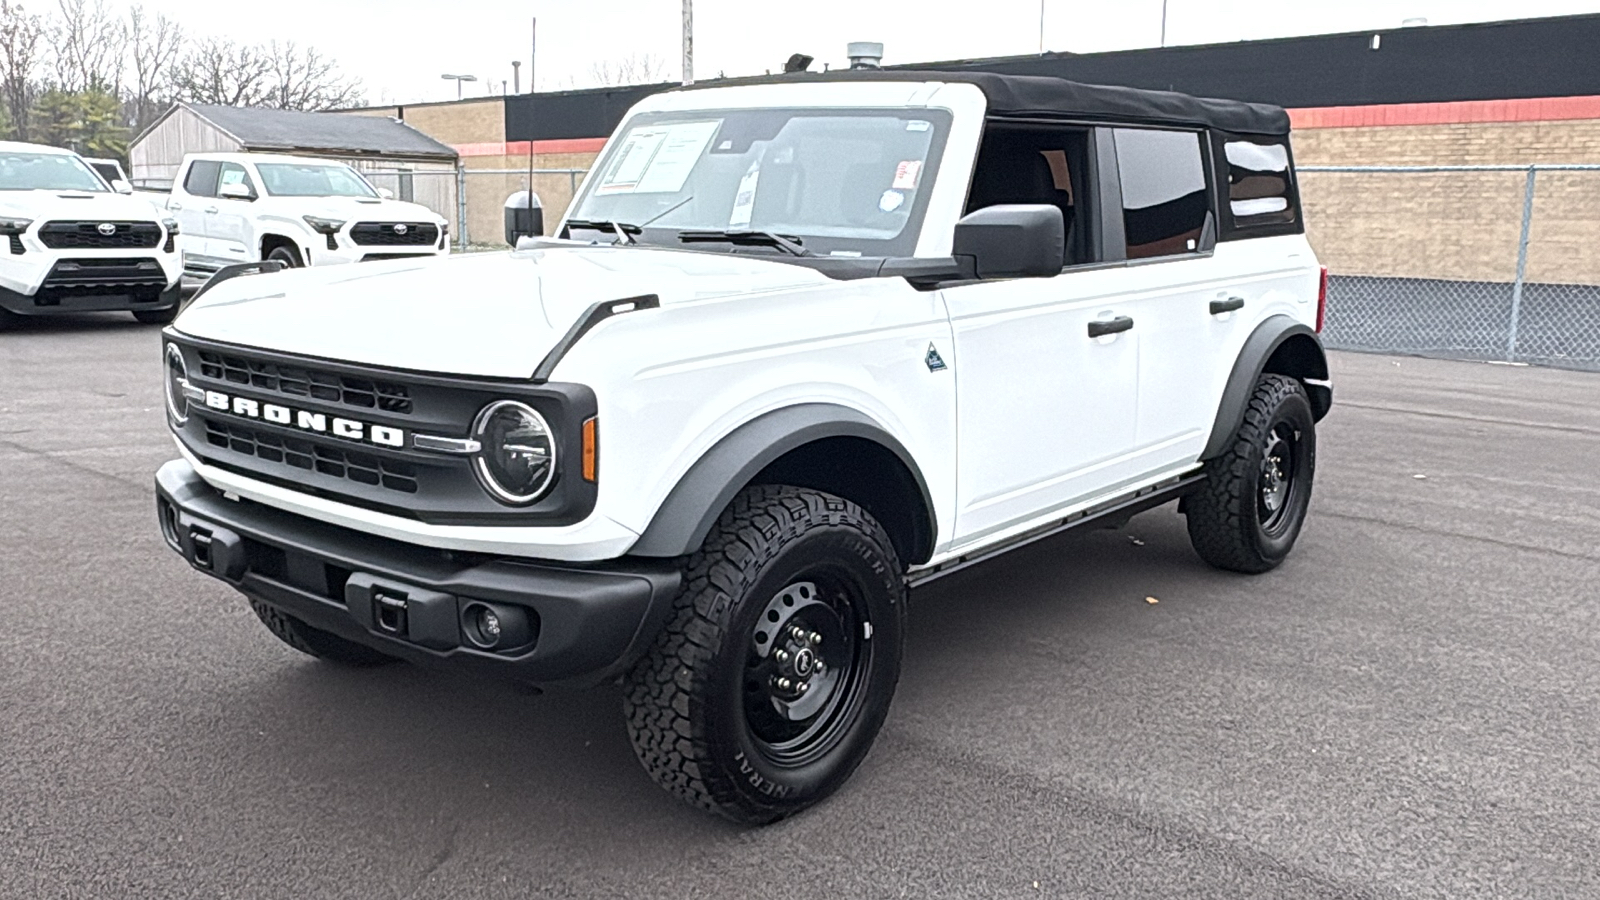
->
478, 607, 502, 641
460, 601, 534, 651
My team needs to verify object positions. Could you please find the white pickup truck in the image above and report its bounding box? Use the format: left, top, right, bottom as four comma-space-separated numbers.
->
166, 152, 450, 278
0, 141, 182, 327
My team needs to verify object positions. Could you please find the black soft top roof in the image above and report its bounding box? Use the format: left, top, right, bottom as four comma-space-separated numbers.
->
687, 69, 1291, 137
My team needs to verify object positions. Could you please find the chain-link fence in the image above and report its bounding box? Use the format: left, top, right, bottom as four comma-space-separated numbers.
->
1300, 164, 1600, 372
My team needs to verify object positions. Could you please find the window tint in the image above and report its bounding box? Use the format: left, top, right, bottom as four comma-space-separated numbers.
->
1224, 140, 1295, 225
184, 160, 221, 197
218, 162, 256, 197
1112, 128, 1210, 260
966, 125, 1092, 266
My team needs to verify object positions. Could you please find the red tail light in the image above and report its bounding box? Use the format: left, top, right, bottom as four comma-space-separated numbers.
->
1316, 266, 1329, 333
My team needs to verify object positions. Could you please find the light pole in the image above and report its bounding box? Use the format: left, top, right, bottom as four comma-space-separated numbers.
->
441, 73, 478, 100
682, 0, 693, 85
1160, 0, 1170, 47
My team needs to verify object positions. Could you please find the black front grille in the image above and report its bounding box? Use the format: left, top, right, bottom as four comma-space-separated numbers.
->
203, 418, 419, 494
350, 222, 439, 247
39, 221, 162, 249
198, 351, 413, 415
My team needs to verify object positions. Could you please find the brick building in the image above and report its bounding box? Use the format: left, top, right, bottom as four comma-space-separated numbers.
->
350, 13, 1600, 283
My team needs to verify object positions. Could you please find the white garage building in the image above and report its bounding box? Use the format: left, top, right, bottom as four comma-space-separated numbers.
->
129, 102, 460, 230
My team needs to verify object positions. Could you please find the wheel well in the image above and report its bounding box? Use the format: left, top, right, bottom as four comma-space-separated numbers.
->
751, 436, 934, 566
260, 234, 301, 262
1262, 333, 1332, 419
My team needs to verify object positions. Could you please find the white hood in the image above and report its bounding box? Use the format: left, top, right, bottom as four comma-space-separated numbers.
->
0, 189, 169, 222
295, 196, 444, 223
173, 245, 833, 379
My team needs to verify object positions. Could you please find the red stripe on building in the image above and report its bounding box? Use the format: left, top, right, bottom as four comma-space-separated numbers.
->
1291, 96, 1600, 128
457, 138, 608, 157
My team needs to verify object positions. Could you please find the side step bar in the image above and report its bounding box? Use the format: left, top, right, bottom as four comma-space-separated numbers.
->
905, 473, 1205, 589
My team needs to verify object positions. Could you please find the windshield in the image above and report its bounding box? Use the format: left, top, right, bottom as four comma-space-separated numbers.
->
568, 107, 952, 258
0, 152, 108, 192
255, 162, 378, 198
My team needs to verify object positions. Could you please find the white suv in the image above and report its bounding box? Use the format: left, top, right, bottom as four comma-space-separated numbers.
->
0, 141, 182, 327
166, 152, 449, 277
154, 72, 1331, 824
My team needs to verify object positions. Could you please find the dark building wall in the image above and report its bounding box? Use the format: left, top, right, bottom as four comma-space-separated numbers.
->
503, 14, 1600, 143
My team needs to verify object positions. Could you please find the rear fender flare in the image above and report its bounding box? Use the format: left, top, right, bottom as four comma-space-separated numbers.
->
1202, 315, 1331, 460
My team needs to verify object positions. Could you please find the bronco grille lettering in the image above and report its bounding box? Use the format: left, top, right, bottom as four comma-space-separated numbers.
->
194, 386, 406, 449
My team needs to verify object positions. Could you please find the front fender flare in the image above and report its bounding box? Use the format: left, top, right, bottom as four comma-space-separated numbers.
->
629, 404, 936, 561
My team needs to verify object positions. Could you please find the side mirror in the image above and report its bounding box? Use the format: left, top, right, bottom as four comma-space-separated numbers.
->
376, 187, 394, 200
111, 179, 134, 195
218, 182, 253, 201
952, 204, 1064, 279
504, 190, 545, 246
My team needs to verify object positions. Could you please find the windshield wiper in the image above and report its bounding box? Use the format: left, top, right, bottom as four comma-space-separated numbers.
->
677, 230, 812, 257
563, 219, 640, 245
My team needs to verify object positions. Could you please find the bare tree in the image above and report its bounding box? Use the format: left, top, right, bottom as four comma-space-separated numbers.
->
0, 0, 43, 138
49, 0, 118, 91
171, 36, 270, 107
588, 52, 671, 87
124, 4, 180, 131
264, 41, 362, 111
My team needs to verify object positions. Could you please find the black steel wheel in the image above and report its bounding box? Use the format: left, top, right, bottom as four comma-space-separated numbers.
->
624, 485, 905, 825
1185, 373, 1317, 573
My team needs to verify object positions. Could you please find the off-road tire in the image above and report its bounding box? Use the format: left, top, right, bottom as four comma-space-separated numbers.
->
248, 597, 395, 666
1185, 373, 1317, 574
623, 485, 906, 825
132, 307, 178, 325
265, 245, 303, 268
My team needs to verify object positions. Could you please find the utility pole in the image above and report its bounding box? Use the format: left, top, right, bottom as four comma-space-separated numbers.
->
1160, 0, 1169, 47
1039, 0, 1045, 54
682, 0, 693, 85
531, 18, 537, 93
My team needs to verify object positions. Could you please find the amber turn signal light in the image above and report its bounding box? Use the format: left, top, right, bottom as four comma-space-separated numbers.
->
581, 417, 597, 482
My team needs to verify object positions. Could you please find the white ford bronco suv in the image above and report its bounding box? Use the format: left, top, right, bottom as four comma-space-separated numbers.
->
166, 152, 449, 279
0, 141, 182, 327
155, 72, 1331, 824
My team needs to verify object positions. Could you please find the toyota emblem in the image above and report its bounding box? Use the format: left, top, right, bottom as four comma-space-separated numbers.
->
393, 224, 409, 236
97, 222, 117, 236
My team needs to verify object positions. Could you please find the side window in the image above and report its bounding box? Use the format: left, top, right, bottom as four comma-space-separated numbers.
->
1112, 128, 1211, 260
965, 124, 1095, 267
183, 160, 221, 197
218, 162, 257, 198
1223, 139, 1297, 228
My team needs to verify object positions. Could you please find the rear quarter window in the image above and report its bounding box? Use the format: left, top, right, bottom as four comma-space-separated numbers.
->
1217, 134, 1302, 237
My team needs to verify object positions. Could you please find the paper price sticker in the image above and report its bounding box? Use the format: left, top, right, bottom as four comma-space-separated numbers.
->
892, 160, 923, 190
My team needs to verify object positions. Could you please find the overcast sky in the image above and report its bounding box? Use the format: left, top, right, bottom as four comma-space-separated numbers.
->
97, 0, 1600, 106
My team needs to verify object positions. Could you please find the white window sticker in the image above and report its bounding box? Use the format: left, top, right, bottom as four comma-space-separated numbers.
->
906, 120, 931, 132
597, 121, 720, 195
728, 161, 760, 228
878, 189, 905, 213
892, 160, 923, 190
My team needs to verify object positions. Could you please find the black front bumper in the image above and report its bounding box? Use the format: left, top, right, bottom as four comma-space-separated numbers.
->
0, 275, 181, 316
155, 462, 681, 686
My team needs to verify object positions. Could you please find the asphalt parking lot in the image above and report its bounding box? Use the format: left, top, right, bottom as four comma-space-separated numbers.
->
3, 316, 1598, 899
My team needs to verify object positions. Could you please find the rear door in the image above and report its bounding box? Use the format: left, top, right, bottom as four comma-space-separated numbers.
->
1103, 126, 1235, 471
173, 160, 220, 272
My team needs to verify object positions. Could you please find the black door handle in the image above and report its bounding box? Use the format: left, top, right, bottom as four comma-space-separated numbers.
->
1210, 296, 1246, 315
1087, 316, 1134, 338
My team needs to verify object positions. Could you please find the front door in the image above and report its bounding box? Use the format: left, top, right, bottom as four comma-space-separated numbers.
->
211, 162, 258, 264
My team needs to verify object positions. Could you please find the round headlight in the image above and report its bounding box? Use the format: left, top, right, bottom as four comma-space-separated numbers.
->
472, 400, 556, 504
164, 344, 189, 424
